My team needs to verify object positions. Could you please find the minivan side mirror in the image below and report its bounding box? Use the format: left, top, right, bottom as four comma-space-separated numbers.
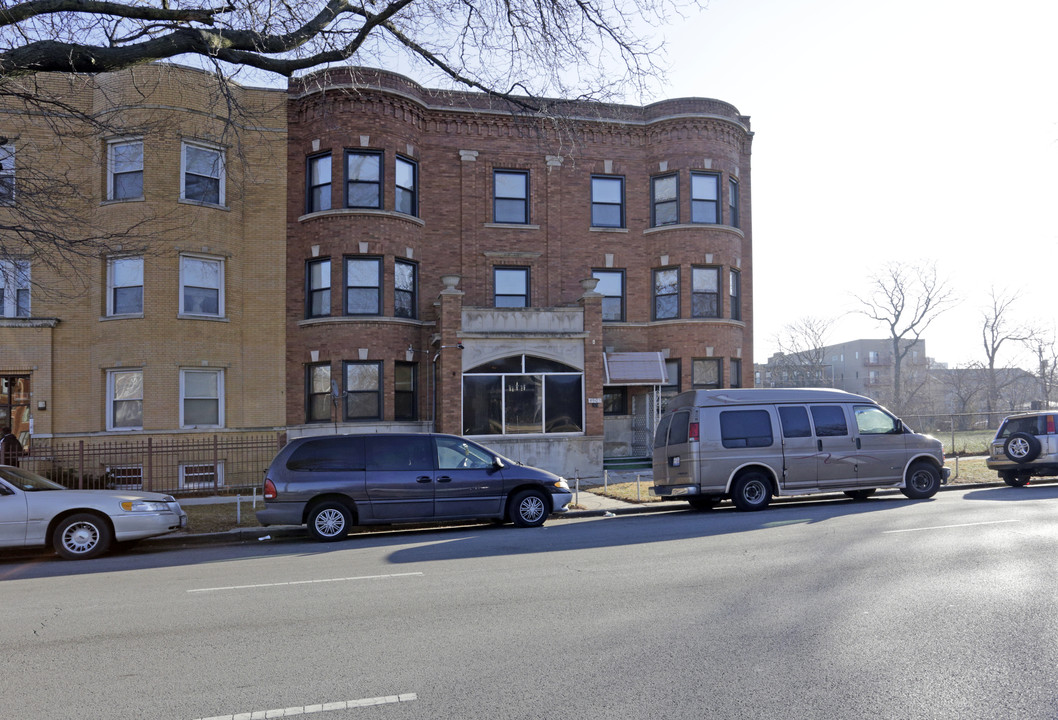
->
493, 457, 506, 471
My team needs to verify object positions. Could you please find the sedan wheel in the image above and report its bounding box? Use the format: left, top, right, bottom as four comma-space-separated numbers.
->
53, 513, 112, 560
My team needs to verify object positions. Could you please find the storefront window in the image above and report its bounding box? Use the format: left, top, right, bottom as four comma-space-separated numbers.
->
462, 355, 583, 435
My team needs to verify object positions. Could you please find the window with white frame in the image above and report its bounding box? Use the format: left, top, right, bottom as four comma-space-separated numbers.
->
107, 139, 143, 201
180, 255, 224, 317
181, 369, 224, 428
0, 259, 30, 318
395, 156, 417, 216
107, 256, 144, 316
0, 144, 14, 203
181, 141, 224, 205
107, 369, 143, 430
179, 462, 225, 490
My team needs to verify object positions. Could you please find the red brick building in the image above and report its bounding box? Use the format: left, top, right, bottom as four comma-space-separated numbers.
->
285, 68, 753, 476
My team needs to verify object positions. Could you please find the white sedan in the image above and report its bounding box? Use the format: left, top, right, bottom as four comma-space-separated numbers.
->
0, 465, 187, 559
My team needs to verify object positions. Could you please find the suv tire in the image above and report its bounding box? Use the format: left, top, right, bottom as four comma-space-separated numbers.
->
1004, 432, 1042, 463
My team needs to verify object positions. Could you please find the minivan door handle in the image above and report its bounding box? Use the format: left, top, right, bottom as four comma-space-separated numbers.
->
817, 439, 823, 452
416, 475, 432, 483
856, 438, 861, 450
436, 476, 453, 483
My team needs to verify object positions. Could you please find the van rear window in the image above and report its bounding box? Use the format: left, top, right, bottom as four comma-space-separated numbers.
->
720, 410, 774, 449
287, 437, 366, 471
668, 412, 690, 445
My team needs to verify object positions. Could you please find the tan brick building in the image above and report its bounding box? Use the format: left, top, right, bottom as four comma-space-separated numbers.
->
0, 64, 288, 488
285, 68, 753, 475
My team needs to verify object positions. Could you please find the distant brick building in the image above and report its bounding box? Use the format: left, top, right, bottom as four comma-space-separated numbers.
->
285, 68, 754, 473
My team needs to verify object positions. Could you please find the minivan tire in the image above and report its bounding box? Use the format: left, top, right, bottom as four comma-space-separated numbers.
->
901, 462, 941, 499
1004, 432, 1042, 463
731, 472, 772, 511
510, 489, 549, 528
307, 501, 352, 542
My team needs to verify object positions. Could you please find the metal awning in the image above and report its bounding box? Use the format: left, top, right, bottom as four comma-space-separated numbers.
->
603, 352, 668, 386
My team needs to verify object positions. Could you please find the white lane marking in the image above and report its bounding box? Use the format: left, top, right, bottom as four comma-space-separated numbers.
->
187, 572, 423, 594
193, 692, 417, 719
883, 519, 1021, 534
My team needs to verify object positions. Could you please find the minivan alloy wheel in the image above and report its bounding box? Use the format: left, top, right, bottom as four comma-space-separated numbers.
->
307, 501, 352, 542
510, 489, 549, 528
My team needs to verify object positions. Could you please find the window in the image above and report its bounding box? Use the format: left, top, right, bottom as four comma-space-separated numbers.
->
779, 406, 812, 438
179, 462, 224, 490
691, 172, 720, 224
436, 436, 495, 470
493, 170, 529, 224
730, 359, 742, 388
653, 267, 679, 320
691, 266, 720, 318
395, 156, 418, 216
603, 387, 628, 415
107, 369, 143, 430
107, 257, 143, 316
180, 255, 224, 317
720, 410, 774, 449
346, 150, 381, 208
854, 405, 900, 435
307, 154, 332, 212
660, 359, 681, 411
181, 141, 224, 205
0, 259, 30, 318
181, 369, 223, 428
345, 257, 381, 315
306, 258, 331, 318
462, 355, 583, 435
106, 465, 143, 490
107, 139, 142, 201
592, 270, 625, 321
591, 176, 624, 228
495, 267, 529, 308
693, 358, 722, 389
0, 375, 30, 451
344, 361, 382, 420
651, 173, 678, 226
395, 260, 417, 319
287, 436, 366, 471
395, 362, 418, 421
306, 363, 332, 423
0, 144, 14, 203
810, 405, 849, 437
729, 269, 741, 321
729, 177, 740, 228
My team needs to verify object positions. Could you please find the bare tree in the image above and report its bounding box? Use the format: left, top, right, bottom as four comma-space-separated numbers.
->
854, 262, 956, 415
1023, 329, 1058, 409
770, 316, 835, 387
980, 287, 1031, 413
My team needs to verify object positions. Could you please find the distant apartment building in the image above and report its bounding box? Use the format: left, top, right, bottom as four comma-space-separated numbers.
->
285, 68, 754, 471
0, 64, 288, 487
0, 63, 753, 481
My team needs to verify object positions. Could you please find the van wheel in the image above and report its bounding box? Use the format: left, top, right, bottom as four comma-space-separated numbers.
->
844, 489, 876, 500
510, 489, 549, 528
687, 497, 716, 511
1001, 472, 1030, 487
1004, 432, 1041, 463
307, 501, 352, 542
901, 462, 941, 499
731, 473, 772, 511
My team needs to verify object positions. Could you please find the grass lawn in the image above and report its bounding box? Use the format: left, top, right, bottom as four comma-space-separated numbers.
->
182, 500, 266, 534
590, 456, 1003, 504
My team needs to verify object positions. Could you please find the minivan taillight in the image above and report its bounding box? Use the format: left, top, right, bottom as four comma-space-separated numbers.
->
1048, 415, 1056, 434
689, 422, 700, 442
263, 477, 277, 500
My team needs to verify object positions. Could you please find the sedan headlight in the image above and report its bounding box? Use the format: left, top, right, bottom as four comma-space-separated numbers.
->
121, 500, 171, 513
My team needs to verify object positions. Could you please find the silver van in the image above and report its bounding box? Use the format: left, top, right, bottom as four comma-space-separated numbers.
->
256, 433, 573, 540
651, 388, 949, 511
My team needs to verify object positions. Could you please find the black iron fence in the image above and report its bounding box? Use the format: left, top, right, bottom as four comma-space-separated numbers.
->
21, 433, 285, 496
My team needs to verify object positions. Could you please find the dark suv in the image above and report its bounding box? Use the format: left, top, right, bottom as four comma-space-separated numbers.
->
986, 412, 1058, 486
256, 433, 573, 540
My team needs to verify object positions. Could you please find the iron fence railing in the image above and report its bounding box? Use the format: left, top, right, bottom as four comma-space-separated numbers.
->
21, 433, 285, 496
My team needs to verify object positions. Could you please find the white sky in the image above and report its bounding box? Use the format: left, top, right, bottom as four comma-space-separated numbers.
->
652, 0, 1058, 369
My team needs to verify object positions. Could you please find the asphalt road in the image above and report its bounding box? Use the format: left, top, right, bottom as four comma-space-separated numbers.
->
4, 484, 1058, 719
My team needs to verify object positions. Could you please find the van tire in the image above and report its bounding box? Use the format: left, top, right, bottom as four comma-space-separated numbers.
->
307, 501, 352, 541
844, 489, 876, 500
1004, 432, 1041, 463
731, 472, 772, 511
687, 497, 716, 511
901, 462, 941, 499
510, 489, 549, 528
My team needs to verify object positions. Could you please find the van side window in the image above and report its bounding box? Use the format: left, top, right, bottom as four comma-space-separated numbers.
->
436, 436, 495, 470
720, 410, 773, 448
854, 405, 900, 435
669, 412, 690, 445
368, 436, 433, 470
777, 406, 811, 438
810, 405, 848, 437
286, 437, 366, 471
654, 414, 673, 447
